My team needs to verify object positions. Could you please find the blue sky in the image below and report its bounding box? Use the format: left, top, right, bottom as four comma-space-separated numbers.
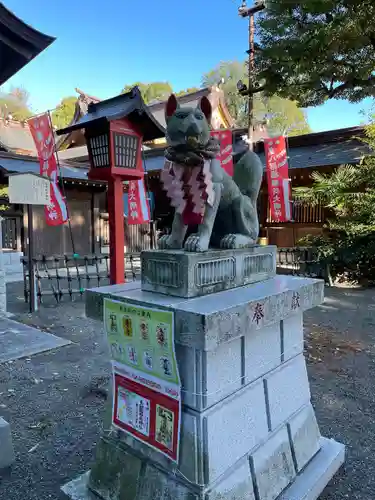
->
2, 0, 373, 132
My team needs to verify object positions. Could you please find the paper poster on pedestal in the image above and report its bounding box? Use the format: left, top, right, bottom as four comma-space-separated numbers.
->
104, 298, 181, 462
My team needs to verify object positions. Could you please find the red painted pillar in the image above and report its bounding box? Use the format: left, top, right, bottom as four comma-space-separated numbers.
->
107, 176, 125, 284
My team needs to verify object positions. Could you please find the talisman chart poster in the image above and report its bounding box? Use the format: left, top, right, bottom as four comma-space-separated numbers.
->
104, 298, 181, 462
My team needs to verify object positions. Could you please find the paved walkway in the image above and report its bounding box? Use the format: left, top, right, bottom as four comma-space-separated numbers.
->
0, 284, 374, 499
0, 317, 71, 364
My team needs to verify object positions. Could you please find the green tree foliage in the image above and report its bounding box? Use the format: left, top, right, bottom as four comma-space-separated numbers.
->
256, 95, 311, 136
0, 185, 8, 212
202, 61, 311, 135
51, 96, 77, 129
203, 61, 248, 124
122, 82, 173, 104
122, 64, 310, 135
256, 0, 375, 107
294, 119, 375, 282
0, 86, 32, 121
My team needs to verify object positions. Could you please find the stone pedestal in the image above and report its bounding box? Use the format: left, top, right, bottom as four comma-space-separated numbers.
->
0, 417, 15, 470
141, 246, 276, 298
63, 249, 344, 500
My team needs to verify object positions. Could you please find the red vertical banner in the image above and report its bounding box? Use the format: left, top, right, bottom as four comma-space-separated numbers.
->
210, 129, 234, 177
264, 136, 291, 223
127, 179, 150, 225
28, 114, 68, 226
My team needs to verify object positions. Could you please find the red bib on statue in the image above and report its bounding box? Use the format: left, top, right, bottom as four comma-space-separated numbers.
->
160, 160, 215, 226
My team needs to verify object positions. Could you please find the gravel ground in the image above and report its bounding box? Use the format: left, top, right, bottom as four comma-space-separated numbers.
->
304, 286, 375, 500
0, 282, 374, 499
0, 283, 110, 500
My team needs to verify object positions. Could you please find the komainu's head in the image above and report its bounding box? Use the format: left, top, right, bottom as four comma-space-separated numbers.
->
165, 94, 212, 151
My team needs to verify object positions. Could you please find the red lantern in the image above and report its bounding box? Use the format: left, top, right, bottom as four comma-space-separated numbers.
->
57, 87, 165, 284
85, 117, 144, 181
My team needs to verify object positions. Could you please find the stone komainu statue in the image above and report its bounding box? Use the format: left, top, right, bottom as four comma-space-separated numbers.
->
158, 94, 263, 252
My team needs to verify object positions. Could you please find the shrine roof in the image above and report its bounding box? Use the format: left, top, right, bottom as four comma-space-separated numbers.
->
56, 86, 235, 151
254, 126, 370, 169
56, 87, 165, 142
55, 89, 101, 150
261, 138, 369, 170
55, 125, 369, 172
0, 118, 37, 155
142, 125, 371, 172
233, 125, 366, 148
0, 151, 91, 182
0, 3, 55, 85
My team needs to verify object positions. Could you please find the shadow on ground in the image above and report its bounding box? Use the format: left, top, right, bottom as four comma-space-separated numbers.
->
304, 287, 375, 500
0, 282, 110, 500
1, 282, 375, 499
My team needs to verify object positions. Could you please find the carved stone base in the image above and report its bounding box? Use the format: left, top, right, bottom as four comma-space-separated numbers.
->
70, 275, 345, 500
141, 246, 276, 298
61, 437, 345, 500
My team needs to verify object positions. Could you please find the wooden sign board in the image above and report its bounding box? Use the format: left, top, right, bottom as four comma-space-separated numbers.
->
8, 173, 51, 206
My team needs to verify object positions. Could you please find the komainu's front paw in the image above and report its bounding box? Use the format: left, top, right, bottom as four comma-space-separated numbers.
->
158, 235, 183, 250
184, 234, 209, 252
220, 234, 256, 249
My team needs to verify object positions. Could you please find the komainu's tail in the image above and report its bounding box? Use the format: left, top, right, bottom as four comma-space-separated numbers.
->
233, 150, 263, 204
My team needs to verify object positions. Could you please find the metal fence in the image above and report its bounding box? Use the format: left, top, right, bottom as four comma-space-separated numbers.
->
21, 253, 140, 304
21, 246, 328, 306
276, 247, 327, 280
267, 200, 326, 224
100, 216, 156, 252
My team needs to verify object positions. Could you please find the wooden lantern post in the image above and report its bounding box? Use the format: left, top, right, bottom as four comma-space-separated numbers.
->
107, 175, 126, 283
56, 87, 165, 284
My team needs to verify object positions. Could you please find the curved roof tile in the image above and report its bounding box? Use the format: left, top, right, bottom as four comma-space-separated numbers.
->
0, 3, 55, 85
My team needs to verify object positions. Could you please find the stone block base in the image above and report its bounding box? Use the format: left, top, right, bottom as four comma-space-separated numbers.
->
61, 438, 344, 500
279, 438, 345, 500
80, 272, 344, 500
0, 417, 15, 469
103, 355, 317, 488
69, 398, 339, 500
141, 246, 276, 298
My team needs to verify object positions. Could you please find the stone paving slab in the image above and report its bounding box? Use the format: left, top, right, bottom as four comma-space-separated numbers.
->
0, 317, 71, 363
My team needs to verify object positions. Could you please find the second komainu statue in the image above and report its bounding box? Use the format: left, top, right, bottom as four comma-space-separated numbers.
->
158, 94, 263, 252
